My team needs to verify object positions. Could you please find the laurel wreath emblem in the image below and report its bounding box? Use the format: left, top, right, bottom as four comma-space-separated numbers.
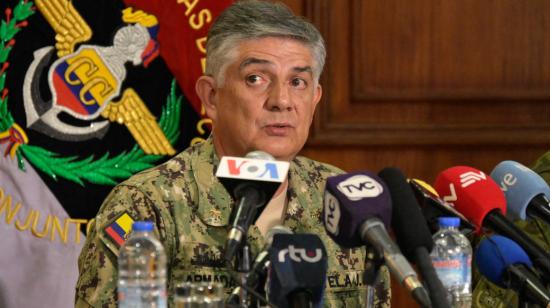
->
0, 0, 182, 186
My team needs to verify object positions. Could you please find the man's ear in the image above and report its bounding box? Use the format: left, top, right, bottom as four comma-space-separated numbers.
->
196, 75, 217, 121
313, 83, 322, 109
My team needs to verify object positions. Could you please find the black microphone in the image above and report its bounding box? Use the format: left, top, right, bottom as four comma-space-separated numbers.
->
475, 235, 550, 307
490, 160, 550, 225
268, 233, 327, 308
409, 178, 476, 235
216, 151, 290, 263
379, 167, 450, 308
434, 165, 550, 282
323, 171, 432, 307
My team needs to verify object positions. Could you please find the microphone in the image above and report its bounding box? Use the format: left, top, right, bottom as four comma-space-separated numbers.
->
216, 151, 290, 263
379, 168, 450, 308
227, 225, 293, 305
475, 235, 550, 307
268, 233, 327, 308
409, 178, 475, 234
248, 225, 293, 288
323, 171, 432, 307
434, 166, 550, 281
490, 160, 550, 225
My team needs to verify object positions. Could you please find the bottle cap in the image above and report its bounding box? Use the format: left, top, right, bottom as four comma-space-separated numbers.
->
132, 221, 154, 232
438, 216, 460, 228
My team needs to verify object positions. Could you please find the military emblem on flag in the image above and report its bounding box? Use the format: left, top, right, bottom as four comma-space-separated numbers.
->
0, 0, 233, 307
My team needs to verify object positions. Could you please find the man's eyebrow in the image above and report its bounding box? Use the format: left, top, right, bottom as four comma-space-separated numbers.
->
239, 57, 272, 70
238, 58, 313, 75
293, 66, 312, 74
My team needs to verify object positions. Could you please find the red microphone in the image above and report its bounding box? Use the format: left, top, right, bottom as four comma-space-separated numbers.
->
434, 166, 550, 282
433, 166, 505, 233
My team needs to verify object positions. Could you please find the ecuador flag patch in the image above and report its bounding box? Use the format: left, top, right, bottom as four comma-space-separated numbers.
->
104, 213, 135, 247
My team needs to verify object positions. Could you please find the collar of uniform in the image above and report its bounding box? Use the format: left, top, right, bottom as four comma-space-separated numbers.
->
192, 136, 233, 227
282, 158, 318, 233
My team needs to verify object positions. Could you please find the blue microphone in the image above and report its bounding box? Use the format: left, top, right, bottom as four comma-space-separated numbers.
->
491, 160, 550, 225
475, 235, 550, 307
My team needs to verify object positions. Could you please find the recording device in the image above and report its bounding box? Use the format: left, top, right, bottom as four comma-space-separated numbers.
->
268, 233, 327, 308
434, 165, 550, 281
323, 171, 431, 308
379, 168, 450, 308
227, 225, 293, 305
409, 178, 475, 235
475, 235, 550, 307
216, 151, 290, 263
490, 160, 550, 225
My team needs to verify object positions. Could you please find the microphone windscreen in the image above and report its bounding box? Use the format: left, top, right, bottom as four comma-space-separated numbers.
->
490, 160, 550, 220
411, 178, 440, 196
323, 171, 392, 247
474, 235, 533, 288
410, 179, 476, 232
434, 166, 506, 232
378, 167, 433, 260
268, 233, 327, 307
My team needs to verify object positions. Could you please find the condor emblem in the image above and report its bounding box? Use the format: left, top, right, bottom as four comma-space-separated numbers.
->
23, 0, 174, 155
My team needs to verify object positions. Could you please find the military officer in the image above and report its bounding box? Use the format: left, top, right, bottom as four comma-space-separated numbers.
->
75, 1, 391, 307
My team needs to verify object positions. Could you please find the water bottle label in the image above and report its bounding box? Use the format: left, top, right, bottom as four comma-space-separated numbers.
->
432, 255, 471, 288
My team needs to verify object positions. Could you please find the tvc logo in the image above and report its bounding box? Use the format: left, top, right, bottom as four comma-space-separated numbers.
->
324, 192, 341, 235
278, 245, 323, 263
337, 175, 384, 200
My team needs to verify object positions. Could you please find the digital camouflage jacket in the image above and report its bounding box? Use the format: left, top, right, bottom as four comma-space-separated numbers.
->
75, 137, 391, 307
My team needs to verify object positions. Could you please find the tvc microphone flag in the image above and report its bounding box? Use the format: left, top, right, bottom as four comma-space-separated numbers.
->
0, 0, 232, 307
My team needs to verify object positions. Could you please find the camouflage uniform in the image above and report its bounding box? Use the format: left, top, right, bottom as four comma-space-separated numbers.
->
472, 153, 550, 308
75, 137, 391, 307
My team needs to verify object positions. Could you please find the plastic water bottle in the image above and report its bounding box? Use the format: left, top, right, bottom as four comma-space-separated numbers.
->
430, 217, 472, 308
118, 221, 167, 308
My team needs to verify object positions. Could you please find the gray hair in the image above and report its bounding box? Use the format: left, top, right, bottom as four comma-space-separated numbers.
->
205, 0, 326, 85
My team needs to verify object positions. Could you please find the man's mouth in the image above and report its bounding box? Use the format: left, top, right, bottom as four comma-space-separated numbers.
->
264, 123, 292, 136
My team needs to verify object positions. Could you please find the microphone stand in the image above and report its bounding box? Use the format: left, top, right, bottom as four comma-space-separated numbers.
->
518, 293, 538, 308
363, 245, 385, 307
234, 241, 252, 307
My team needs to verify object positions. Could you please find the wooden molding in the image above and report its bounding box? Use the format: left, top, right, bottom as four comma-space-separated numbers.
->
298, 1, 550, 146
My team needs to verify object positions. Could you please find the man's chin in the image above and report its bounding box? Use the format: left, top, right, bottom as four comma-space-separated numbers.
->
253, 143, 300, 161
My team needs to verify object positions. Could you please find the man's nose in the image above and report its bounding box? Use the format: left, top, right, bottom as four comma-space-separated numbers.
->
267, 82, 293, 111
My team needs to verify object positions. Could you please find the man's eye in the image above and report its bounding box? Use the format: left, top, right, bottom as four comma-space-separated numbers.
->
246, 75, 262, 84
291, 78, 307, 89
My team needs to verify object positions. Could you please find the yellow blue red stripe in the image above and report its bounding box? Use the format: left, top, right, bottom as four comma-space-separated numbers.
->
104, 213, 134, 247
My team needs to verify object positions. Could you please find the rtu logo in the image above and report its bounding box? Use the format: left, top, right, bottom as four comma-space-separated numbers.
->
278, 245, 323, 263
459, 171, 486, 188
336, 175, 383, 200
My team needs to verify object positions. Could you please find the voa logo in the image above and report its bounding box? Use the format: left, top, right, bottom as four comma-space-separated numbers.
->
226, 158, 281, 181
278, 245, 323, 263
324, 192, 341, 235
337, 175, 384, 200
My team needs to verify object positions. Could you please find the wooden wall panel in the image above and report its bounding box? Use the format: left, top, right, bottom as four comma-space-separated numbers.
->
280, 0, 550, 306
